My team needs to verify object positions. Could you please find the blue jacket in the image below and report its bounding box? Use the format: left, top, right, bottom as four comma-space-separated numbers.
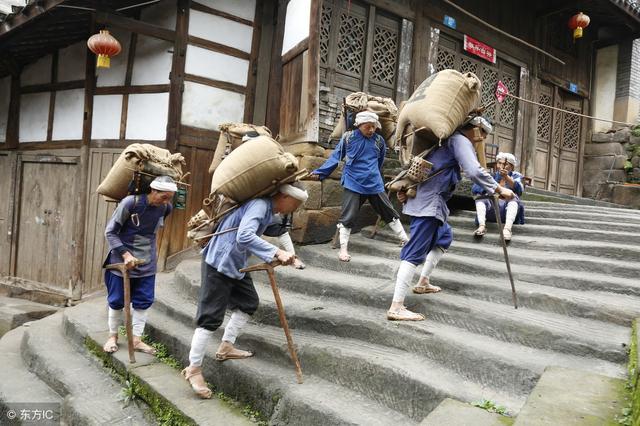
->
313, 129, 386, 195
472, 170, 524, 196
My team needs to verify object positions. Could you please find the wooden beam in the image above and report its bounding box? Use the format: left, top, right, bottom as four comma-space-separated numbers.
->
0, 0, 66, 40
21, 80, 85, 94
281, 36, 309, 65
361, 5, 376, 93
46, 51, 58, 142
120, 29, 138, 140
265, 0, 286, 135
95, 11, 176, 42
243, 0, 263, 123
190, 1, 253, 27
305, 0, 320, 142
187, 35, 250, 60
166, 0, 189, 152
94, 84, 171, 95
184, 73, 245, 94
6, 74, 20, 149
15, 140, 83, 150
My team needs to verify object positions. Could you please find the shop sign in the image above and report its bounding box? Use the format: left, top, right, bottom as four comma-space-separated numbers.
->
463, 35, 497, 64
443, 15, 457, 29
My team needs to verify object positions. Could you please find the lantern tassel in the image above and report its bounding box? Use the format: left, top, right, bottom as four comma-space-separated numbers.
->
96, 54, 111, 68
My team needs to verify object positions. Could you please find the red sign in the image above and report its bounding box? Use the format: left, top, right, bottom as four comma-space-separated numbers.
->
496, 80, 509, 103
463, 35, 497, 64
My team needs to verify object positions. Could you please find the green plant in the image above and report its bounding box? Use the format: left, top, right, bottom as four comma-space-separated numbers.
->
472, 399, 508, 415
120, 379, 137, 407
631, 125, 640, 138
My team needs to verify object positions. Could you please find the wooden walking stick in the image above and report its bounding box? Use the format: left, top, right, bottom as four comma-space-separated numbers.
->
105, 258, 146, 363
240, 260, 304, 384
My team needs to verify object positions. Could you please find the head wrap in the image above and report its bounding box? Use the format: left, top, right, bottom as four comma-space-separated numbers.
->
496, 152, 517, 167
150, 176, 178, 192
354, 111, 381, 129
463, 115, 493, 135
278, 183, 308, 202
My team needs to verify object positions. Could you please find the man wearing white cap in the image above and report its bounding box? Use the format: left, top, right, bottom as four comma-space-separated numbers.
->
311, 110, 408, 262
102, 175, 177, 355
182, 182, 308, 399
472, 151, 525, 241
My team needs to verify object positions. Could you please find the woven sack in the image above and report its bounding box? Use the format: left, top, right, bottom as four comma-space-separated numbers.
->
97, 143, 185, 200
208, 123, 272, 174
210, 136, 298, 203
396, 70, 481, 165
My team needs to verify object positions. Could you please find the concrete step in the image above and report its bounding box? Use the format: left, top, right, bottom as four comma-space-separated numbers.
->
512, 367, 625, 425
0, 326, 62, 421
20, 312, 154, 425
522, 200, 640, 214
149, 281, 416, 425
420, 398, 514, 426
153, 276, 524, 418
62, 297, 252, 426
0, 296, 59, 337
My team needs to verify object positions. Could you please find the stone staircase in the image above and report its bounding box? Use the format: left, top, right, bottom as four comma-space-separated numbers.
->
1, 199, 639, 424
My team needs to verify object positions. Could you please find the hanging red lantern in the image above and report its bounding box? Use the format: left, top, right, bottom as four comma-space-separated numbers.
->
87, 30, 122, 68
568, 12, 590, 41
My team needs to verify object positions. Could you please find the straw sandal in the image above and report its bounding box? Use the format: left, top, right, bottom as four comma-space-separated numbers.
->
181, 367, 212, 399
294, 258, 306, 270
133, 340, 157, 355
412, 284, 442, 294
103, 335, 118, 353
338, 251, 351, 262
386, 307, 425, 321
473, 225, 486, 237
215, 343, 254, 362
502, 228, 512, 241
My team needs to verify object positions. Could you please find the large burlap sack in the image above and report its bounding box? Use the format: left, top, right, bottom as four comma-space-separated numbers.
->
396, 70, 481, 165
97, 144, 185, 200
208, 123, 272, 174
329, 92, 398, 148
210, 136, 298, 203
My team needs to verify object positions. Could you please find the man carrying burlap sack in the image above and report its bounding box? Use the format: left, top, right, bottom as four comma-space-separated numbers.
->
386, 114, 515, 321
310, 111, 408, 262
182, 183, 308, 399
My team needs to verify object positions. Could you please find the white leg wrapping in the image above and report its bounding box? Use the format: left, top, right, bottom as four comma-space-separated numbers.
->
132, 308, 148, 337
475, 201, 487, 225
222, 310, 251, 344
505, 201, 519, 228
337, 224, 351, 249
388, 218, 408, 241
189, 327, 214, 367
108, 307, 123, 335
277, 232, 296, 254
421, 247, 445, 278
392, 261, 417, 303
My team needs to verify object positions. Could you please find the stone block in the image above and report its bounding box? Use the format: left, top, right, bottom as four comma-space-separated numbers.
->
303, 180, 322, 210
632, 168, 640, 179
632, 156, 640, 168
582, 169, 627, 185
582, 183, 614, 200
284, 143, 325, 157
612, 184, 640, 208
612, 128, 631, 143
583, 155, 627, 171
630, 135, 640, 145
298, 155, 343, 179
291, 207, 341, 244
584, 143, 625, 156
591, 132, 613, 143
322, 179, 343, 207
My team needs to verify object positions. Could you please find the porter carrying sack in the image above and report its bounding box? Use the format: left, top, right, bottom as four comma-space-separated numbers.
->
208, 123, 272, 174
396, 70, 481, 165
97, 144, 185, 201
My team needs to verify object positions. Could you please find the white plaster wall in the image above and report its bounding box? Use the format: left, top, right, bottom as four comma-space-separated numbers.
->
96, 29, 131, 87
188, 11, 253, 53
181, 81, 245, 130
92, 95, 123, 139
282, 0, 310, 55
21, 55, 52, 86
185, 45, 249, 86
0, 76, 9, 142
125, 93, 169, 140
19, 92, 50, 142
592, 45, 618, 133
140, 0, 177, 30
131, 35, 173, 85
58, 42, 86, 82
195, 0, 255, 21
52, 89, 84, 140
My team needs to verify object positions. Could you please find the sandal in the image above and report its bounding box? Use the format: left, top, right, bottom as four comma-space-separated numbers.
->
103, 335, 118, 353
181, 367, 212, 399
412, 284, 442, 294
502, 228, 512, 241
215, 346, 254, 362
386, 307, 425, 321
133, 340, 157, 355
294, 258, 306, 270
338, 251, 351, 262
473, 225, 486, 237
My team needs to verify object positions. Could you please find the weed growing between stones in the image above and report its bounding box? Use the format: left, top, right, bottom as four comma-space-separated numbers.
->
615, 321, 638, 425
471, 399, 508, 415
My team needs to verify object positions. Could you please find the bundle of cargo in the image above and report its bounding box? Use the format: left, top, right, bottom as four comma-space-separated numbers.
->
208, 122, 272, 174
329, 92, 398, 148
96, 143, 185, 201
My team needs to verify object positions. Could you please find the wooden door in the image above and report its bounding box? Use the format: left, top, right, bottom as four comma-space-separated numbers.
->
0, 153, 15, 276
14, 156, 79, 290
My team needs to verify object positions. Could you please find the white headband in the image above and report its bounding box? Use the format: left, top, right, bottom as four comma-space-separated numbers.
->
150, 176, 177, 192
354, 111, 381, 129
466, 115, 493, 135
278, 184, 308, 202
496, 152, 517, 166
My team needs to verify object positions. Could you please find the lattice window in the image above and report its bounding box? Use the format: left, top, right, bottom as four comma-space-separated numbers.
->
459, 58, 478, 76
336, 12, 366, 75
536, 94, 552, 141
436, 48, 456, 72
320, 3, 332, 66
480, 67, 499, 121
370, 25, 398, 85
562, 108, 581, 151
552, 109, 562, 148
499, 75, 517, 128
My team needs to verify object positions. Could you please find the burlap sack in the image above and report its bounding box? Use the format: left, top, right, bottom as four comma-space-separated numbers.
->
396, 70, 481, 165
210, 136, 298, 203
329, 92, 398, 148
97, 144, 185, 200
208, 123, 272, 174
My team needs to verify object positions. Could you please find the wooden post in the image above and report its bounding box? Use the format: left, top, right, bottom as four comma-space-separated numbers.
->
265, 0, 287, 135
166, 0, 189, 152
7, 74, 20, 149
305, 0, 320, 142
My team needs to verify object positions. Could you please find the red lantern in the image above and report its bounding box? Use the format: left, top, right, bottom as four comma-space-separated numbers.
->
568, 12, 590, 41
87, 30, 122, 68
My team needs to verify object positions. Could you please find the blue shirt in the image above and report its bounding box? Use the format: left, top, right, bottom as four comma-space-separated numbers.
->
472, 170, 524, 196
403, 131, 498, 223
202, 198, 279, 280
313, 130, 386, 195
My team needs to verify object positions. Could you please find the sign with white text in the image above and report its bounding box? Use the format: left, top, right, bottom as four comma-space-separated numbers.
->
463, 35, 497, 64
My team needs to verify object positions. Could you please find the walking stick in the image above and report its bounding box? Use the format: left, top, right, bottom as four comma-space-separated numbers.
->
475, 194, 518, 309
240, 260, 304, 384
105, 258, 146, 363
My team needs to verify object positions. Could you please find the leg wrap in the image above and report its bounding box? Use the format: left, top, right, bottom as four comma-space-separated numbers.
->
421, 247, 445, 278
221, 309, 251, 344
475, 201, 487, 225
392, 261, 417, 303
189, 327, 214, 367
388, 218, 408, 241
277, 232, 296, 254
505, 201, 518, 228
337, 223, 351, 249
131, 308, 148, 337
108, 307, 123, 335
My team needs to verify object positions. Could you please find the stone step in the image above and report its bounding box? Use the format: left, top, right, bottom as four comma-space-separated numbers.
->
152, 277, 524, 418
61, 298, 252, 426
0, 326, 62, 421
522, 200, 640, 215
512, 367, 625, 425
0, 296, 59, 337
420, 398, 514, 426
20, 312, 153, 425
149, 281, 417, 425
